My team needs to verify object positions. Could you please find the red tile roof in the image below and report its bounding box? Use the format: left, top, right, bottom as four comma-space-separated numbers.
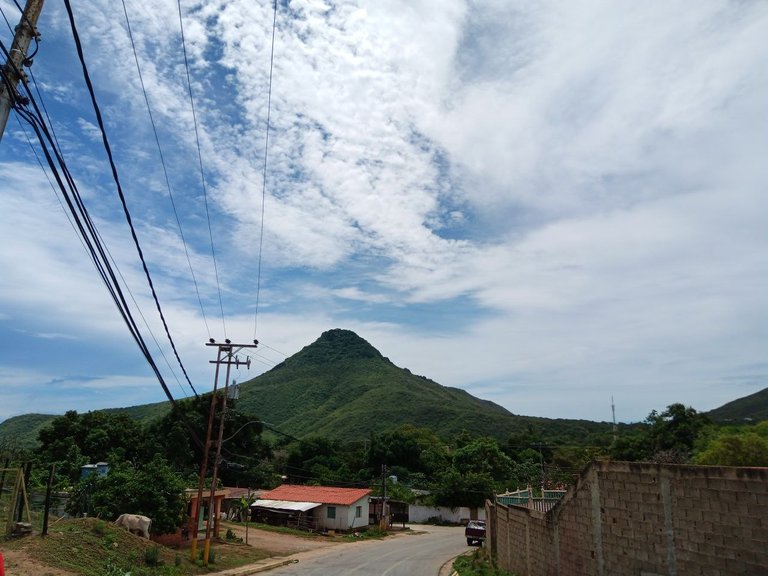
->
260, 484, 372, 506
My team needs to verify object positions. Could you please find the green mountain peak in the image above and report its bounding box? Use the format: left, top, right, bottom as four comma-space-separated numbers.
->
277, 328, 385, 369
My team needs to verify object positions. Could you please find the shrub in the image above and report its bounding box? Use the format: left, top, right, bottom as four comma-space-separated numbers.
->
144, 545, 162, 567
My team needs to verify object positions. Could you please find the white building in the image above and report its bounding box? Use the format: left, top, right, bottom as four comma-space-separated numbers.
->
252, 484, 371, 532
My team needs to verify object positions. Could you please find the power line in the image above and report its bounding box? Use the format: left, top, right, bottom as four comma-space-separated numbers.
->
121, 0, 211, 342
12, 73, 191, 400
62, 0, 199, 397
2, 14, 210, 448
119, 0, 212, 342
175, 0, 227, 340
253, 0, 279, 341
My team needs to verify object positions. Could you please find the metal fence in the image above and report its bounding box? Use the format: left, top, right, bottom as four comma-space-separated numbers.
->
495, 487, 566, 513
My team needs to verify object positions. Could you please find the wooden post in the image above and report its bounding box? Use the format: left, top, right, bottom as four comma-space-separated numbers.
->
41, 463, 55, 536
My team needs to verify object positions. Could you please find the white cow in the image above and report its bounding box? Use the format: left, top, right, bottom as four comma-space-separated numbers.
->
114, 514, 152, 538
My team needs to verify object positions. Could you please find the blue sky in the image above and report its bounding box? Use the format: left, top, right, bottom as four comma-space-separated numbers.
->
1, 0, 766, 424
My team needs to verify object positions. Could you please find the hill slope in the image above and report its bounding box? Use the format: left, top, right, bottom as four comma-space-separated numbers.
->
234, 328, 610, 442
706, 387, 768, 422
1, 329, 613, 446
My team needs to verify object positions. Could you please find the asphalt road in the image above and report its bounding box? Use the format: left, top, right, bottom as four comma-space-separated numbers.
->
263, 525, 470, 576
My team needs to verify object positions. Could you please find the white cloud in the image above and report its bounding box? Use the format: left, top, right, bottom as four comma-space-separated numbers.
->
0, 0, 765, 424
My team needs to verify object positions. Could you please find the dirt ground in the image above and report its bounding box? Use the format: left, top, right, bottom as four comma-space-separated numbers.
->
222, 522, 340, 556
1, 548, 78, 576
0, 523, 339, 576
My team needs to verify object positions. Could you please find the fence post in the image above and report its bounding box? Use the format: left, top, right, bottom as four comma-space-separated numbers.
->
42, 463, 56, 536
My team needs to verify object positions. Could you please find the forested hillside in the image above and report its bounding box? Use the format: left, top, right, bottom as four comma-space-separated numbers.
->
234, 329, 613, 444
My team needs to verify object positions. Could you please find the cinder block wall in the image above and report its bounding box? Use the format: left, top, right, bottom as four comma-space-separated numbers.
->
486, 461, 768, 576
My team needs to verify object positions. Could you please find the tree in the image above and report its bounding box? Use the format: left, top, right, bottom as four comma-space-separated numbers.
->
145, 394, 271, 485
646, 403, 709, 462
609, 403, 709, 463
67, 454, 186, 535
694, 422, 768, 466
366, 425, 448, 481
35, 410, 147, 483
452, 437, 513, 481
432, 469, 495, 508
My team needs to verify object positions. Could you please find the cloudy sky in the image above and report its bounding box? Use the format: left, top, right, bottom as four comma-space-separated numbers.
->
1, 0, 766, 425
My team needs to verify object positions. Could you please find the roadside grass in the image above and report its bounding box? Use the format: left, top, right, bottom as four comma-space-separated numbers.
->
224, 520, 389, 541
1, 517, 270, 576
453, 548, 517, 576
223, 520, 325, 539
341, 526, 389, 541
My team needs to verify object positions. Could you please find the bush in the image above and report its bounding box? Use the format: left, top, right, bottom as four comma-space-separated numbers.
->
225, 528, 243, 542
144, 545, 162, 567
454, 549, 516, 576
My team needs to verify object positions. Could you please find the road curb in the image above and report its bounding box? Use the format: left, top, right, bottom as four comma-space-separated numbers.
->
208, 557, 298, 575
438, 551, 469, 576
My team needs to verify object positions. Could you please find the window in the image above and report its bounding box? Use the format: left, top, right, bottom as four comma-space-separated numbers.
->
355, 506, 362, 518
327, 506, 336, 519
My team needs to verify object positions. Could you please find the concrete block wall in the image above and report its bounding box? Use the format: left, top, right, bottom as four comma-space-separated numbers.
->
486, 461, 768, 576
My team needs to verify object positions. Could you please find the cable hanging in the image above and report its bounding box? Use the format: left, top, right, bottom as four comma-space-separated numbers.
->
120, 0, 212, 342
175, 0, 227, 340
60, 0, 199, 397
253, 0, 279, 341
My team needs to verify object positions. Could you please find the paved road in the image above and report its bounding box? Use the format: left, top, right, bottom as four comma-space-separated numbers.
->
263, 525, 469, 576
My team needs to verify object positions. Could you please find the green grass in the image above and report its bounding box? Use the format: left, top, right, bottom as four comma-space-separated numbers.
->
0, 517, 269, 576
342, 526, 389, 541
225, 521, 323, 539
453, 548, 517, 576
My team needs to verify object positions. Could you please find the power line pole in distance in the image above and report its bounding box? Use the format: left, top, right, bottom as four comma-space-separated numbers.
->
192, 339, 256, 567
0, 0, 45, 141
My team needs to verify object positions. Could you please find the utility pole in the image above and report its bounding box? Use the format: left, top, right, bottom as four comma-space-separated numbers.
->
0, 0, 44, 141
379, 464, 387, 530
193, 339, 257, 567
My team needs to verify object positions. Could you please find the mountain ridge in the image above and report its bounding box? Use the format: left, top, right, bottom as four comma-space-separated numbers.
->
2, 328, 764, 448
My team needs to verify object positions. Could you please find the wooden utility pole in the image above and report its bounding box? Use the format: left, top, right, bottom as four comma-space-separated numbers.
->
192, 339, 257, 566
0, 0, 44, 141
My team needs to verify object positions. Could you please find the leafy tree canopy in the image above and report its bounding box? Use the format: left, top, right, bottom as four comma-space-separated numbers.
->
694, 421, 768, 466
67, 455, 187, 535
145, 394, 272, 486
35, 410, 146, 482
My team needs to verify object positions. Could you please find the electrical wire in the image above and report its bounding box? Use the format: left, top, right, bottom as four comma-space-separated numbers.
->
253, 0, 279, 341
175, 0, 227, 340
120, 0, 212, 345
11, 68, 191, 400
0, 4, 15, 36
62, 0, 199, 398
1, 7, 204, 449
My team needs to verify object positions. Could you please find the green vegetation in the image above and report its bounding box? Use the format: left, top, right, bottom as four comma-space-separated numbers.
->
67, 456, 187, 535
705, 387, 768, 422
609, 403, 768, 467
0, 413, 58, 450
342, 526, 389, 540
0, 329, 765, 563
693, 420, 768, 466
454, 548, 516, 576
234, 329, 615, 444
0, 517, 268, 575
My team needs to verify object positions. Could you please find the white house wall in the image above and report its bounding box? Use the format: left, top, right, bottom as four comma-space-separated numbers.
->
408, 505, 485, 524
317, 496, 369, 531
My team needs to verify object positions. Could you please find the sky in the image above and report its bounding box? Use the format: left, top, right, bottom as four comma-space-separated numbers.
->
0, 0, 766, 425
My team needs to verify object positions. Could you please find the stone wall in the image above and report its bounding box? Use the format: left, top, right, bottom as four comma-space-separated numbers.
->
486, 461, 768, 576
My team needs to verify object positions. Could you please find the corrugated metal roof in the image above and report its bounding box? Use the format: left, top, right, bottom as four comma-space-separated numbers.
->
251, 499, 322, 512
260, 484, 372, 506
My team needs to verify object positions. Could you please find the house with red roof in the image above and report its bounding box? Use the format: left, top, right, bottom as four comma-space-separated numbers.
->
252, 484, 372, 532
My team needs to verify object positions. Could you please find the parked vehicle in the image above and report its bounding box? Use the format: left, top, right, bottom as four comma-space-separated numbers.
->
465, 519, 486, 546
